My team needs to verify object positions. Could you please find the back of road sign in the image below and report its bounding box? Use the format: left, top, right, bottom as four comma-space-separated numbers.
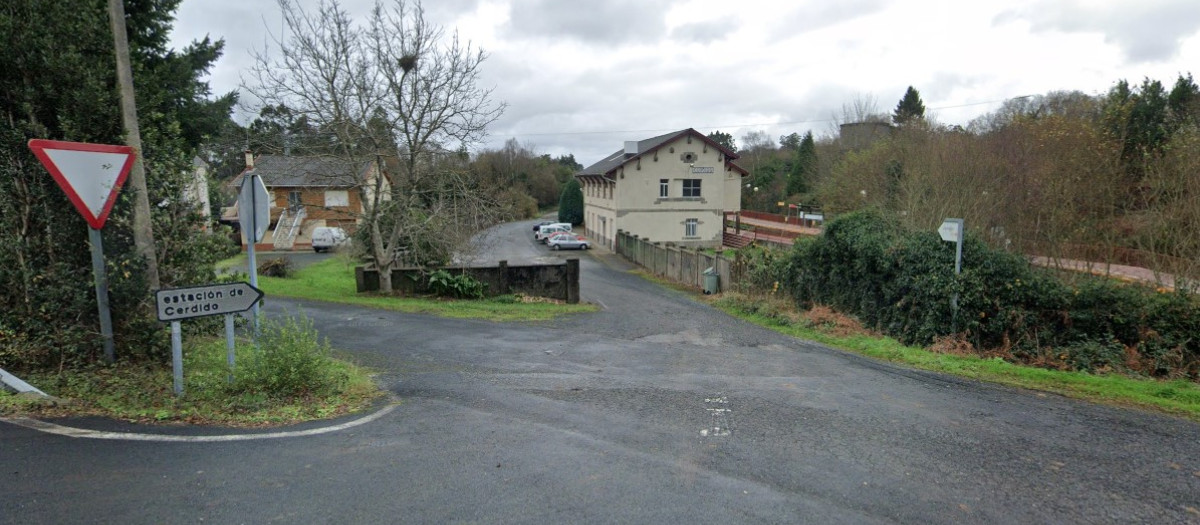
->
239, 173, 270, 243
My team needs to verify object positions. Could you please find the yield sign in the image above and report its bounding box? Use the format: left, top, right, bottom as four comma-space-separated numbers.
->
28, 139, 136, 229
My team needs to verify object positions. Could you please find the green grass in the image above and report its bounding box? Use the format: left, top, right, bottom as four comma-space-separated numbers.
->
216, 253, 248, 273
0, 336, 383, 426
710, 294, 1200, 421
256, 256, 598, 321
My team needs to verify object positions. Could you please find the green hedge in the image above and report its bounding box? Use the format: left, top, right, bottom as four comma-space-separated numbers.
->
763, 209, 1199, 378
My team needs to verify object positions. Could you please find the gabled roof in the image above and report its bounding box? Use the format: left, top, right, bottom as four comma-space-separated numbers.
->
229, 155, 373, 189
576, 128, 744, 179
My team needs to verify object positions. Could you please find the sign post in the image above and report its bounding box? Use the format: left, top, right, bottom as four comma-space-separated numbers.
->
939, 218, 965, 330
28, 139, 136, 363
156, 282, 264, 395
239, 171, 269, 335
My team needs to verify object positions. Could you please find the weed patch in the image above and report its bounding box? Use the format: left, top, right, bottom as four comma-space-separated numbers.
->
0, 315, 383, 426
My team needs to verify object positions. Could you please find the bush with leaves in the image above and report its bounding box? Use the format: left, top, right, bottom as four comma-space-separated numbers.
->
764, 209, 1200, 377
426, 270, 487, 299
227, 315, 347, 399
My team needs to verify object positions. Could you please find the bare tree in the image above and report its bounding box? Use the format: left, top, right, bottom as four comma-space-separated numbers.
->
832, 93, 890, 127
246, 0, 506, 293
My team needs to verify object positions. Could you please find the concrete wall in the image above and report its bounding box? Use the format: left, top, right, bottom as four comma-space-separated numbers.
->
615, 230, 736, 293
355, 259, 580, 304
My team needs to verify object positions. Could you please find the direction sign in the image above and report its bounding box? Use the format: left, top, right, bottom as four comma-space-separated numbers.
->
28, 139, 136, 229
155, 282, 264, 322
238, 172, 270, 243
938, 218, 963, 242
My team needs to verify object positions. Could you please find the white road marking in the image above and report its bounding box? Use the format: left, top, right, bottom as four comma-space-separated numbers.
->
0, 403, 398, 442
701, 394, 732, 437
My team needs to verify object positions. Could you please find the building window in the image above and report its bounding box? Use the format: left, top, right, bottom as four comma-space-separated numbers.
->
659, 179, 668, 198
324, 190, 349, 207
683, 179, 701, 198
287, 190, 303, 209
685, 218, 698, 237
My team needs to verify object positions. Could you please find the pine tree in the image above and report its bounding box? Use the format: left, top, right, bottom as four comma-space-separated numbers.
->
893, 86, 926, 125
787, 131, 816, 196
706, 131, 736, 152
558, 178, 584, 225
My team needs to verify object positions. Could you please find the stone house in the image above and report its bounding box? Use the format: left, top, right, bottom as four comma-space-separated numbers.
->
223, 153, 389, 250
575, 128, 747, 249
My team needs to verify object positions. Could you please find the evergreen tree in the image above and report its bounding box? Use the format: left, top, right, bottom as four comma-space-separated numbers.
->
787, 131, 817, 196
1167, 73, 1200, 129
0, 0, 236, 369
892, 86, 926, 125
706, 130, 736, 151
558, 178, 584, 225
1103, 78, 1171, 181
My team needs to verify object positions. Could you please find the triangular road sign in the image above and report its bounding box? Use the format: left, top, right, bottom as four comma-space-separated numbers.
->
28, 139, 136, 230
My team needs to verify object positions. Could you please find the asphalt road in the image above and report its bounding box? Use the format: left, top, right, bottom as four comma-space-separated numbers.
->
3, 219, 1199, 524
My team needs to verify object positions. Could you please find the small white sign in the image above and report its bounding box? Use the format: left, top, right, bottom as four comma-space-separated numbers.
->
939, 219, 963, 242
156, 282, 264, 322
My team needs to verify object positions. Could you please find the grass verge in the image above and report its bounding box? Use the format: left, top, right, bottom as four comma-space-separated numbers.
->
709, 292, 1200, 422
257, 256, 598, 321
0, 335, 383, 427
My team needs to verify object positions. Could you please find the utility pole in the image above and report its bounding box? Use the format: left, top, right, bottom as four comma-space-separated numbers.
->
107, 0, 161, 290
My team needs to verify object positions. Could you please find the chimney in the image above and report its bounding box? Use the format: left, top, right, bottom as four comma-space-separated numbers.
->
623, 141, 638, 157
244, 150, 254, 170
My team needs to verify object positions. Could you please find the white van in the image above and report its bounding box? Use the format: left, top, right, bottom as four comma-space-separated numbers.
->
536, 224, 572, 243
311, 227, 349, 252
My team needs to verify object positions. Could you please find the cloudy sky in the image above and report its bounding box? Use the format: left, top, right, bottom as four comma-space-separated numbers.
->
168, 0, 1200, 165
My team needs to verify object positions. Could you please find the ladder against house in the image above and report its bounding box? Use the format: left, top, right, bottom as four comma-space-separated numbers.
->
273, 207, 306, 250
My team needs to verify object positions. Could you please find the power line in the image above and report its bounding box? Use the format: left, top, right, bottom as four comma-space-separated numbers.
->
498, 95, 1035, 139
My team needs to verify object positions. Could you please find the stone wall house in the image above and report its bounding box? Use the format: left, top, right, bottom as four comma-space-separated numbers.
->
223, 153, 390, 250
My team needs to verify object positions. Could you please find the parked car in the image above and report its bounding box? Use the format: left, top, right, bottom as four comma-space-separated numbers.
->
546, 231, 590, 250
534, 222, 571, 234
311, 226, 349, 252
536, 224, 573, 243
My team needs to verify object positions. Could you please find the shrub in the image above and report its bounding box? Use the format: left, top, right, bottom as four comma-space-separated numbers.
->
257, 257, 294, 278
748, 209, 1200, 378
427, 269, 487, 299
558, 178, 584, 225
228, 315, 347, 399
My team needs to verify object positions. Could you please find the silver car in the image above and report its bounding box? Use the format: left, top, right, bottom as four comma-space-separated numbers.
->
546, 231, 590, 250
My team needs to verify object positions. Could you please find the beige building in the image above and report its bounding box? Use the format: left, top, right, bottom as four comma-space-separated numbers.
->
576, 128, 747, 249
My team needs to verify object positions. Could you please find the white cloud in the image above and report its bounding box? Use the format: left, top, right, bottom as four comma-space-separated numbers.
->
167, 0, 1200, 163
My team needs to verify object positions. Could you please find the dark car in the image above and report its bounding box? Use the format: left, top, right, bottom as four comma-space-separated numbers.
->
532, 220, 555, 232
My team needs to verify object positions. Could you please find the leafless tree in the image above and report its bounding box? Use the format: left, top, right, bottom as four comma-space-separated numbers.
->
246, 0, 506, 293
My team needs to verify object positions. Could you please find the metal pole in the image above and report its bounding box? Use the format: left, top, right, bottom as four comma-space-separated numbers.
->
247, 173, 261, 339
171, 321, 183, 396
87, 227, 116, 363
952, 220, 964, 332
225, 314, 236, 383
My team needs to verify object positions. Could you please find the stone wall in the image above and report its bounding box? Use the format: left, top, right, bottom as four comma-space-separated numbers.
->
355, 259, 580, 304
